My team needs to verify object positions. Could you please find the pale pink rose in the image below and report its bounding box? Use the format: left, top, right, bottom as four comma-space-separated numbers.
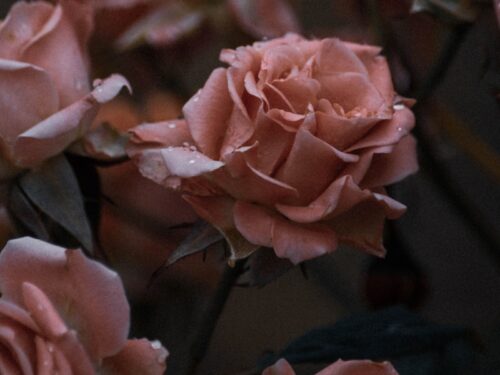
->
0, 237, 167, 374
130, 34, 418, 264
263, 359, 399, 375
0, 0, 129, 174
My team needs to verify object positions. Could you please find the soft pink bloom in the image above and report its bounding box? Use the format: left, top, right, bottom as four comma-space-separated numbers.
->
263, 359, 399, 375
129, 34, 418, 264
0, 237, 167, 374
0, 0, 129, 175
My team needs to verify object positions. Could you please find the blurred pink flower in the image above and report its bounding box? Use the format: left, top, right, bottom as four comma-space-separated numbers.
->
0, 237, 167, 374
130, 34, 418, 264
263, 358, 399, 375
0, 0, 129, 174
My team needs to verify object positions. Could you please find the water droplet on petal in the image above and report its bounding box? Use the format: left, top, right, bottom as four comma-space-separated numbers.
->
393, 104, 405, 111
182, 142, 190, 148
188, 159, 196, 164
167, 123, 176, 129
397, 127, 403, 132
151, 340, 162, 350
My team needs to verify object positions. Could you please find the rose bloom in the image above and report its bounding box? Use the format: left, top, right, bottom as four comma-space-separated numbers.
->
263, 359, 399, 375
0, 237, 168, 374
130, 34, 418, 264
0, 0, 129, 176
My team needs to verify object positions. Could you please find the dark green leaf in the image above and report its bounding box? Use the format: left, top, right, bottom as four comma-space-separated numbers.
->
166, 220, 223, 266
238, 247, 293, 287
8, 183, 50, 241
19, 155, 93, 252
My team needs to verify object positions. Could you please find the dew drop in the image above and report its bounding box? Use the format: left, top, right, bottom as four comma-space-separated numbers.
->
188, 159, 196, 164
151, 340, 162, 350
393, 104, 405, 111
182, 142, 190, 148
193, 96, 199, 102
397, 127, 403, 132
167, 123, 176, 129
189, 145, 197, 151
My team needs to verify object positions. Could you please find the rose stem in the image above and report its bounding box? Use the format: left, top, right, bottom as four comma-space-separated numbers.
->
182, 252, 246, 375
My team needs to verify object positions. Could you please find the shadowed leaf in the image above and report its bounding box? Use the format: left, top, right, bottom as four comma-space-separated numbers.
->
19, 155, 93, 252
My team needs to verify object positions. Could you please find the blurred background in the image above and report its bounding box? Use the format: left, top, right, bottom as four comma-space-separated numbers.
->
1, 0, 499, 374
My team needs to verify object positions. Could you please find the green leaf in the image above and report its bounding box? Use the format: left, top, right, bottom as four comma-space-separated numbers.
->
166, 220, 223, 266
19, 155, 93, 252
8, 183, 50, 241
411, 0, 478, 23
238, 247, 293, 287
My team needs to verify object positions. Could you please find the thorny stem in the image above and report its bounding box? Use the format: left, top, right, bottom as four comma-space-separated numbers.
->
181, 255, 246, 375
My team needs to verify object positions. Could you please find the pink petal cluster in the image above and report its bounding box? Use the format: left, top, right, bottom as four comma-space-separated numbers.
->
0, 0, 129, 175
0, 237, 168, 374
263, 358, 399, 375
129, 34, 418, 264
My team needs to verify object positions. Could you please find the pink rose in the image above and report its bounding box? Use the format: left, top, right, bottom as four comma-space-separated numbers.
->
0, 237, 168, 374
130, 34, 418, 264
263, 359, 399, 375
0, 0, 129, 174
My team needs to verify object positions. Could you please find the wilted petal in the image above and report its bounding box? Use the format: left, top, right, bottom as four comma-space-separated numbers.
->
102, 339, 168, 375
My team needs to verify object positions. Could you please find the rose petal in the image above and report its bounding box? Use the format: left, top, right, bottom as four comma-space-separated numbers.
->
14, 74, 130, 167
0, 237, 130, 363
0, 2, 54, 60
0, 345, 22, 375
34, 337, 54, 375
262, 358, 296, 375
21, 283, 67, 339
317, 359, 399, 375
0, 321, 35, 375
315, 38, 368, 76
183, 68, 233, 159
315, 100, 383, 150
212, 148, 298, 205
21, 1, 93, 107
361, 135, 419, 188
317, 72, 387, 115
228, 0, 300, 39
276, 127, 358, 204
234, 201, 337, 264
346, 106, 415, 152
128, 120, 192, 149
0, 301, 39, 333
0, 60, 58, 149
102, 339, 168, 375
